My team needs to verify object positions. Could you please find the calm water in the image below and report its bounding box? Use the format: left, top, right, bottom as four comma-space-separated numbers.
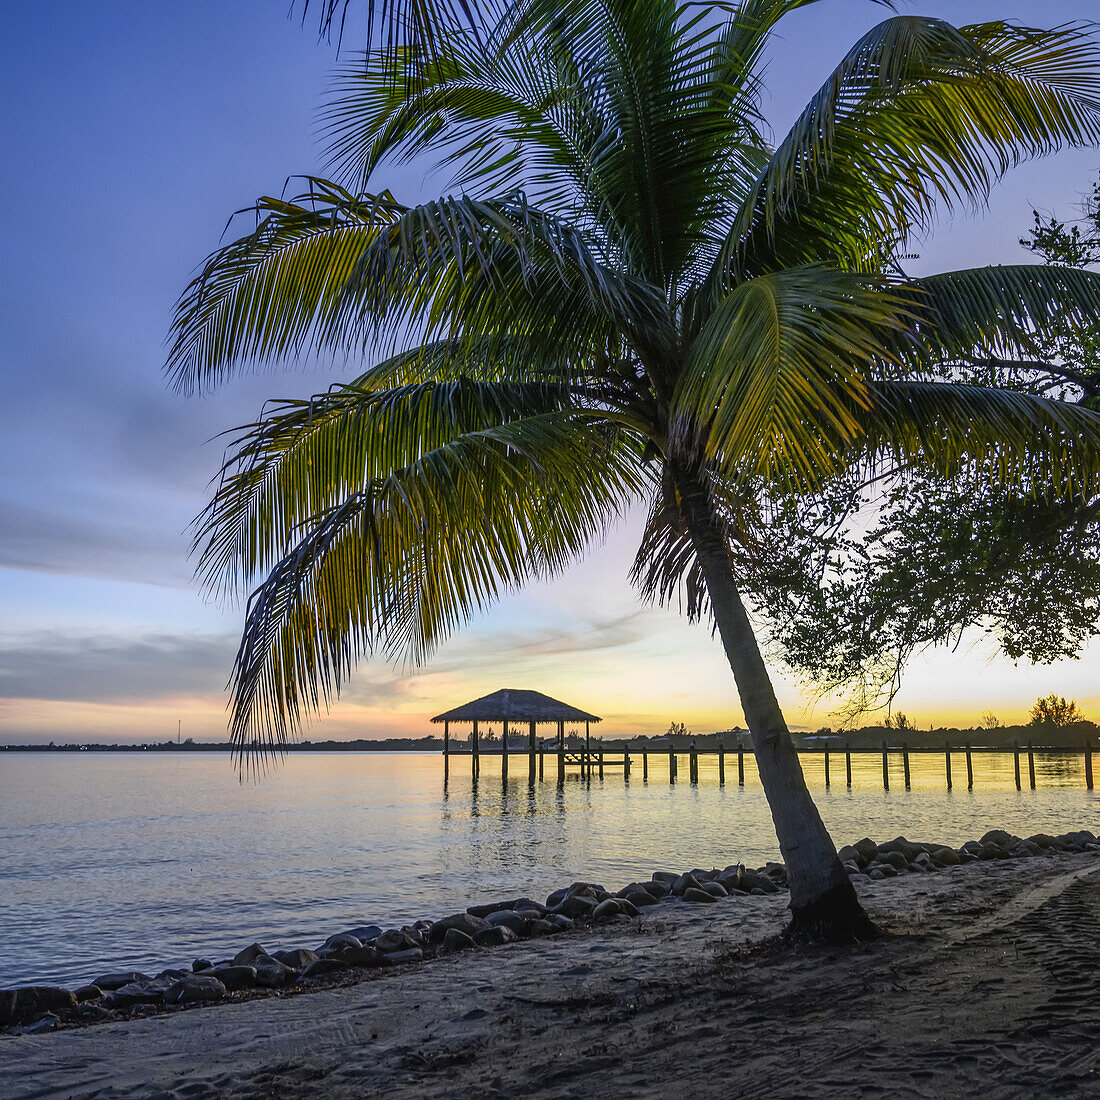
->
1, 749, 1096, 988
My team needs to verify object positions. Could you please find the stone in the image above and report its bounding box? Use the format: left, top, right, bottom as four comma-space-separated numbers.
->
191, 959, 213, 973
869, 862, 898, 878
982, 843, 1011, 860
930, 847, 960, 866
616, 897, 640, 917
853, 838, 879, 862
14, 1013, 60, 1034
165, 975, 226, 1005
1026, 833, 1059, 850
763, 862, 787, 881
342, 945, 385, 968
836, 845, 862, 867
545, 914, 573, 931
321, 933, 363, 953
879, 837, 929, 862
592, 898, 624, 922
1062, 830, 1097, 850
868, 868, 886, 880
400, 926, 426, 946
252, 956, 295, 988
301, 958, 350, 980
749, 888, 767, 896
105, 977, 176, 1008
342, 925, 383, 943
0, 986, 78, 1026
74, 985, 103, 1003
699, 881, 728, 899
1011, 842, 1038, 858
683, 887, 716, 904
842, 861, 862, 877
641, 880, 671, 898
442, 928, 477, 953
467, 899, 516, 918
513, 897, 548, 914
911, 852, 936, 872
555, 895, 597, 920
651, 871, 679, 885
272, 949, 318, 970
208, 966, 258, 991
486, 911, 531, 935
231, 943, 271, 967
670, 873, 701, 897
621, 886, 659, 907
375, 930, 420, 954
527, 919, 560, 937
91, 972, 150, 992
380, 948, 423, 966
980, 829, 1019, 850
876, 851, 909, 871
78, 1004, 111, 1023
474, 926, 519, 947
428, 913, 491, 943
723, 867, 777, 894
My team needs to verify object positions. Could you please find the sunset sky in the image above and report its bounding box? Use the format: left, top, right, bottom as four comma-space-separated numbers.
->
3, 0, 1100, 745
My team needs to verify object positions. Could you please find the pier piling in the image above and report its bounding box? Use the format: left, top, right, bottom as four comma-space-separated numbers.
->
717, 738, 725, 786
845, 742, 852, 788
642, 744, 648, 781
902, 743, 911, 790
1028, 741, 1036, 790
557, 721, 564, 785
472, 720, 480, 779
528, 721, 536, 785
1086, 741, 1094, 791
1014, 742, 1021, 791
965, 743, 973, 790
737, 740, 745, 786
689, 743, 699, 784
882, 741, 889, 791
945, 741, 952, 790
824, 744, 830, 788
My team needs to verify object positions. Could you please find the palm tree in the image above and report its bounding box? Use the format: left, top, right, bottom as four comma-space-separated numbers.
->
170, 0, 1100, 939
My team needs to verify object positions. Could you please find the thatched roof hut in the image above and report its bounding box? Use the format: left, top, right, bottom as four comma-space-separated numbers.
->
431, 688, 600, 725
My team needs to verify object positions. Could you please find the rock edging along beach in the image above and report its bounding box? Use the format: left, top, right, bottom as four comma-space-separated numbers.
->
2, 826, 1096, 1035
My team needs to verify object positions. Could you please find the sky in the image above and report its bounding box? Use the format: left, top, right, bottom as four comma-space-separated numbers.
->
2, 0, 1100, 745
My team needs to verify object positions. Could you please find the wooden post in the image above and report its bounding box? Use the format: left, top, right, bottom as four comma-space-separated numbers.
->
624, 750, 631, 780
472, 720, 480, 779
539, 744, 544, 781
557, 720, 564, 785
443, 720, 450, 780
882, 740, 889, 791
965, 742, 973, 790
689, 742, 698, 784
1027, 741, 1036, 790
669, 746, 676, 784
642, 744, 648, 781
501, 721, 508, 782
1085, 740, 1094, 791
737, 739, 745, 786
1013, 741, 1021, 791
845, 742, 852, 788
902, 743, 911, 790
824, 743, 830, 788
585, 721, 591, 777
598, 750, 604, 779
945, 741, 952, 790
528, 720, 537, 785
717, 737, 725, 786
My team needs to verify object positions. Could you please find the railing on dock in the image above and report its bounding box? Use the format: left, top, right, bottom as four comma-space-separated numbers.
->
441, 737, 1098, 791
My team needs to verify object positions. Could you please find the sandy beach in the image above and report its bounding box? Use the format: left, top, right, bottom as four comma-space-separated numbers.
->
3, 851, 1099, 1098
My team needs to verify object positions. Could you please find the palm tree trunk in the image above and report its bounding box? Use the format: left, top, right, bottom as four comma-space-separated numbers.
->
676, 471, 877, 942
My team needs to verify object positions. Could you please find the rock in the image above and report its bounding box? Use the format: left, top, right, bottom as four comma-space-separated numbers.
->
375, 930, 420, 954
749, 887, 767, 896
670, 873, 701, 897
699, 881, 728, 899
723, 867, 777, 894
208, 965, 258, 991
763, 862, 787, 882
980, 829, 1019, 850
930, 847, 960, 866
513, 897, 548, 914
836, 845, 862, 867
527, 919, 560, 937
842, 861, 862, 877
301, 958, 350, 980
442, 929, 477, 953
191, 959, 213, 973
641, 880, 671, 898
868, 868, 886, 880
105, 977, 175, 1008
380, 948, 423, 966
14, 1013, 61, 1034
879, 837, 929, 862
956, 848, 978, 863
555, 895, 597, 920
615, 897, 640, 917
1062, 830, 1097, 850
911, 852, 936, 872
1011, 842, 1038, 858
868, 862, 897, 878
513, 908, 545, 922
876, 851, 909, 871
545, 888, 569, 908
467, 899, 516, 918
91, 972, 150, 992
252, 956, 295, 988
0, 986, 78, 1026
156, 969, 189, 982
982, 843, 1011, 860
165, 975, 226, 1005
428, 913, 491, 943
78, 1004, 111, 1023
621, 886, 659, 907
474, 926, 519, 947
321, 933, 363, 953
1026, 833, 1059, 850
272, 949, 318, 970
342, 945, 385, 968
651, 871, 680, 885
400, 926, 426, 947
683, 888, 716, 904
545, 914, 573, 931
486, 911, 531, 935
591, 898, 624, 922
853, 838, 879, 862
231, 943, 271, 967
343, 925, 383, 943
74, 985, 103, 1003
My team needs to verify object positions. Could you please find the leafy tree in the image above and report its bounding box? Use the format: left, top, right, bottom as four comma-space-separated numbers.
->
667, 721, 689, 739
980, 712, 1004, 730
1029, 693, 1085, 727
884, 712, 914, 732
171, 1, 1100, 939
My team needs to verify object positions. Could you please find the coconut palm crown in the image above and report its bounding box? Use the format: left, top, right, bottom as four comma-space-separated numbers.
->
170, 0, 1100, 937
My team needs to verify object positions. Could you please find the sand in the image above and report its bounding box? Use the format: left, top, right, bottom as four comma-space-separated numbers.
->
3, 853, 1099, 1098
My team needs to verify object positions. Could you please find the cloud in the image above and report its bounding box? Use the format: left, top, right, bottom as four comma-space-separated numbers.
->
0, 630, 238, 704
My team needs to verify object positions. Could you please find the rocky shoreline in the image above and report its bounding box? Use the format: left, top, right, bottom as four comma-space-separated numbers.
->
3, 825, 1097, 1037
